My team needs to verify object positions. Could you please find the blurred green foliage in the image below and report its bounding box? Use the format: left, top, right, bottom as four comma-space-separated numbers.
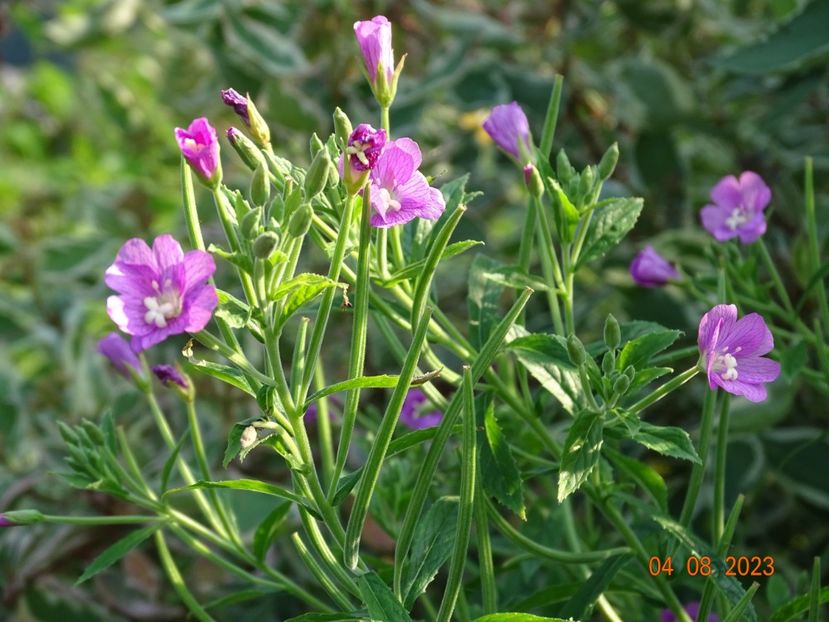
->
1, 0, 828, 619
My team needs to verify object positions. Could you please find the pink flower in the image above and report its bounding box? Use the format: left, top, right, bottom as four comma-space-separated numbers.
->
400, 389, 443, 430
698, 304, 780, 402
700, 171, 771, 244
175, 117, 221, 186
346, 124, 387, 172
105, 235, 218, 352
354, 16, 394, 87
368, 138, 445, 228
630, 246, 679, 287
97, 332, 142, 378
483, 102, 532, 160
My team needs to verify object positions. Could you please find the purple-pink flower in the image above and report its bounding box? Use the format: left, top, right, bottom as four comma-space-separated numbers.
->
97, 332, 142, 378
630, 246, 680, 288
105, 235, 218, 352
175, 117, 221, 186
661, 602, 718, 622
346, 124, 387, 172
221, 88, 249, 126
368, 138, 445, 228
698, 304, 780, 403
152, 364, 189, 390
483, 102, 532, 160
700, 171, 771, 244
400, 389, 443, 430
354, 16, 394, 86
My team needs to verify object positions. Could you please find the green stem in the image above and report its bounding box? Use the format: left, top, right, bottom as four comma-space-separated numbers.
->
712, 393, 731, 542
210, 188, 259, 307
181, 160, 205, 251
155, 531, 215, 622
42, 514, 165, 525
539, 75, 564, 158
314, 362, 335, 490
474, 481, 497, 613
533, 195, 566, 334
679, 390, 717, 527
697, 495, 745, 622
193, 329, 271, 386
343, 307, 433, 569
758, 239, 795, 315
291, 532, 354, 610
804, 157, 829, 335
627, 366, 699, 415
436, 368, 478, 622
562, 244, 576, 334
518, 193, 537, 273
291, 317, 310, 405
330, 185, 373, 496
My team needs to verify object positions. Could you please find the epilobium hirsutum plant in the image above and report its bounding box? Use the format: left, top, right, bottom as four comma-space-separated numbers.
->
9, 13, 827, 622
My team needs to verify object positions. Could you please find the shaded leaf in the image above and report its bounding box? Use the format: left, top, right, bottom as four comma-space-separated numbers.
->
480, 403, 526, 519
558, 410, 604, 501
76, 526, 159, 585
631, 422, 700, 463
508, 331, 580, 414
617, 328, 681, 370
576, 198, 643, 268
402, 497, 459, 607
357, 572, 413, 622
468, 255, 506, 350
559, 554, 632, 620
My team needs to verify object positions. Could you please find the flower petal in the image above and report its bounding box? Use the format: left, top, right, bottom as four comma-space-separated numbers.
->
735, 212, 766, 245
712, 375, 768, 402
181, 283, 219, 333
698, 304, 737, 354
115, 238, 154, 267
736, 356, 781, 384
700, 204, 737, 241
153, 234, 185, 273
709, 175, 742, 209
183, 250, 216, 291
739, 170, 771, 212
720, 312, 774, 357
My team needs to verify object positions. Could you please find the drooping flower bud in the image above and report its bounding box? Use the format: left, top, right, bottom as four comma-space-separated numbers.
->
524, 163, 544, 198
97, 332, 143, 380
220, 88, 250, 126
152, 364, 194, 401
482, 102, 532, 160
175, 117, 222, 188
246, 94, 271, 147
0, 510, 44, 527
630, 246, 680, 288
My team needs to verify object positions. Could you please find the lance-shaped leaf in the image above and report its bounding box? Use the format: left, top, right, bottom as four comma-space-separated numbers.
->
575, 197, 643, 268
480, 402, 526, 519
402, 496, 459, 607
558, 409, 604, 502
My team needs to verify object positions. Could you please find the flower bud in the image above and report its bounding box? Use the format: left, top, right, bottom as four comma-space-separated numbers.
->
246, 94, 270, 147
327, 161, 341, 188
524, 163, 544, 198
241, 207, 262, 240
253, 231, 279, 259
250, 163, 270, 207
601, 351, 616, 375
579, 166, 595, 201
613, 375, 630, 395
221, 88, 250, 125
175, 117, 222, 188
309, 133, 325, 158
556, 149, 575, 183
288, 203, 314, 237
623, 365, 636, 382
334, 107, 353, 147
304, 150, 330, 199
240, 425, 258, 449
152, 364, 194, 402
598, 142, 619, 180
227, 127, 265, 171
604, 314, 621, 350
81, 420, 105, 446
1, 509, 45, 526
566, 334, 586, 366
230, 188, 252, 222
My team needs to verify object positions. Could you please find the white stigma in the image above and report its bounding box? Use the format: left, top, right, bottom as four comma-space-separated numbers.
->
346, 141, 370, 166
144, 289, 182, 328
712, 351, 739, 381
376, 187, 401, 217
725, 206, 751, 231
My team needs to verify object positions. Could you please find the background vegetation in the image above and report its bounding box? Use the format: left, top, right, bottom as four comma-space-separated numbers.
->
1, 0, 827, 619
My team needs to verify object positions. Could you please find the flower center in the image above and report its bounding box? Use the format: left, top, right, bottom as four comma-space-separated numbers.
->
725, 205, 752, 231
144, 279, 182, 328
182, 137, 204, 153
710, 346, 741, 381
376, 187, 401, 216
346, 140, 371, 167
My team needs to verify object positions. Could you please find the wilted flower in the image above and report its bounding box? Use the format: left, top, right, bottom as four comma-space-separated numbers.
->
483, 102, 532, 160
368, 138, 445, 228
106, 235, 218, 352
661, 602, 718, 622
97, 332, 142, 378
175, 117, 221, 187
400, 389, 443, 430
346, 124, 387, 172
700, 171, 771, 244
354, 16, 393, 87
630, 246, 680, 288
0, 514, 13, 528
698, 304, 780, 402
220, 88, 249, 125
152, 364, 189, 390
240, 425, 258, 449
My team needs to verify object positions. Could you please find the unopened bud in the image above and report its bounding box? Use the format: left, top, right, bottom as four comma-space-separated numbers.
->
227, 127, 265, 171
81, 420, 105, 446
1, 509, 44, 526
304, 150, 330, 199
288, 203, 314, 237
241, 207, 262, 240
327, 161, 341, 188
246, 95, 270, 147
524, 163, 544, 198
566, 334, 586, 366
601, 351, 616, 375
333, 107, 353, 147
579, 166, 595, 200
613, 375, 630, 395
240, 425, 258, 449
309, 133, 325, 157
598, 142, 619, 180
556, 149, 575, 182
253, 231, 279, 259
604, 314, 621, 350
250, 163, 270, 207
230, 189, 252, 222
623, 365, 636, 382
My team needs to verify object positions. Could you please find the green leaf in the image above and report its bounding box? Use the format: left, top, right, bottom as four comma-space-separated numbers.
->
715, 0, 829, 75
558, 410, 604, 501
508, 331, 580, 414
629, 366, 673, 392
76, 525, 159, 585
559, 554, 632, 620
215, 289, 252, 329
223, 419, 256, 468
606, 447, 667, 512
357, 571, 413, 622
164, 479, 309, 509
253, 501, 292, 562
769, 586, 829, 622
617, 328, 681, 370
510, 584, 584, 611
631, 421, 700, 463
285, 614, 365, 622
208, 243, 253, 274
183, 358, 256, 396
305, 374, 401, 406
272, 273, 338, 328
402, 496, 459, 607
548, 177, 580, 243
474, 615, 574, 622
223, 12, 308, 77
655, 515, 758, 621
380, 240, 483, 286
575, 198, 643, 268
468, 255, 506, 350
480, 403, 526, 519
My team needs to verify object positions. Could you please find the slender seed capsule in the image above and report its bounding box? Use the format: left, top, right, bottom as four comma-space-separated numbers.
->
604, 314, 621, 350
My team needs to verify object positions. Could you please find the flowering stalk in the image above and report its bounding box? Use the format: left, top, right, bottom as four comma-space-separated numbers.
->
531, 193, 566, 334
712, 393, 731, 542
679, 389, 717, 527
